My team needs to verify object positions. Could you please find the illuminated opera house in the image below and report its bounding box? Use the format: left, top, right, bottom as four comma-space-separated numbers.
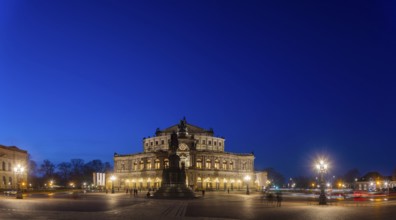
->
111, 118, 267, 191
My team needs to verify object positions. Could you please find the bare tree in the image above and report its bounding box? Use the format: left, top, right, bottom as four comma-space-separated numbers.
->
70, 159, 85, 184
39, 159, 55, 179
57, 162, 72, 185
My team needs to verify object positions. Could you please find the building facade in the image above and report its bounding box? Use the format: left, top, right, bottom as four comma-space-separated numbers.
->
112, 118, 267, 191
355, 180, 396, 191
0, 145, 28, 190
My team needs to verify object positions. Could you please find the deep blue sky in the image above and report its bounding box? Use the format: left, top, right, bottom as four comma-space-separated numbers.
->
1, 0, 395, 178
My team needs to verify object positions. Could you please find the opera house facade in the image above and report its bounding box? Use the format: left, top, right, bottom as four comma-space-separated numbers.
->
112, 118, 267, 191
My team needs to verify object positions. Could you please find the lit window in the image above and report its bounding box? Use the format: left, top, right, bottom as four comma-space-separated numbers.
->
206, 159, 211, 169
229, 162, 233, 170
196, 159, 202, 169
214, 160, 220, 169
134, 162, 138, 171
155, 159, 160, 169
140, 161, 144, 170
164, 159, 169, 168
147, 160, 152, 169
222, 161, 227, 170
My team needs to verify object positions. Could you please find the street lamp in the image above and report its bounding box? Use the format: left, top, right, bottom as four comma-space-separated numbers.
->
13, 164, 24, 199
244, 175, 251, 195
315, 160, 328, 205
110, 175, 116, 194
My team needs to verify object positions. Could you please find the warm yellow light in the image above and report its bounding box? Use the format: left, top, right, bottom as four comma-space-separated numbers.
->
244, 175, 251, 181
14, 164, 24, 173
110, 175, 116, 181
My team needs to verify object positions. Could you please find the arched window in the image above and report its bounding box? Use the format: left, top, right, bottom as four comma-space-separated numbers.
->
2, 176, 5, 186
2, 162, 5, 171
139, 161, 144, 170
155, 159, 160, 169
222, 161, 227, 170
214, 159, 220, 169
205, 159, 211, 169
196, 159, 202, 169
8, 177, 12, 186
8, 162, 11, 171
229, 161, 234, 170
242, 162, 246, 170
146, 160, 152, 170
133, 162, 138, 171
164, 159, 169, 168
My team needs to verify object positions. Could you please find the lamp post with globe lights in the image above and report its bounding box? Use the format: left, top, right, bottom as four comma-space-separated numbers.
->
316, 160, 328, 205
110, 175, 116, 194
244, 175, 251, 195
13, 164, 24, 199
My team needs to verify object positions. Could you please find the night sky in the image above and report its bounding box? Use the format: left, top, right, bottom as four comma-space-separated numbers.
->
1, 0, 395, 178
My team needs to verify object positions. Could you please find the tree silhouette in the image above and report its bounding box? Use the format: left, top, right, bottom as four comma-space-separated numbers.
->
39, 159, 55, 179
57, 162, 72, 185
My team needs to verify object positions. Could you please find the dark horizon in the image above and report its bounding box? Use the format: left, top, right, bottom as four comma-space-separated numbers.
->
1, 0, 395, 179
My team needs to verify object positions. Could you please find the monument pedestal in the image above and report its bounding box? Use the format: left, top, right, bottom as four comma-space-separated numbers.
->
153, 183, 195, 199
153, 131, 195, 199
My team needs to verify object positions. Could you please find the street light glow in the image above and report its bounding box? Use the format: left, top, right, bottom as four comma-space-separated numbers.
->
14, 164, 25, 199
244, 175, 251, 195
315, 157, 329, 205
110, 175, 116, 194
244, 175, 251, 181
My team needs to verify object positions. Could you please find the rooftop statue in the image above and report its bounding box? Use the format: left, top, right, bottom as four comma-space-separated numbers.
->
178, 117, 188, 134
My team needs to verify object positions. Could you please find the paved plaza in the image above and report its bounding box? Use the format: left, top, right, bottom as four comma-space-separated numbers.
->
1, 191, 396, 220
